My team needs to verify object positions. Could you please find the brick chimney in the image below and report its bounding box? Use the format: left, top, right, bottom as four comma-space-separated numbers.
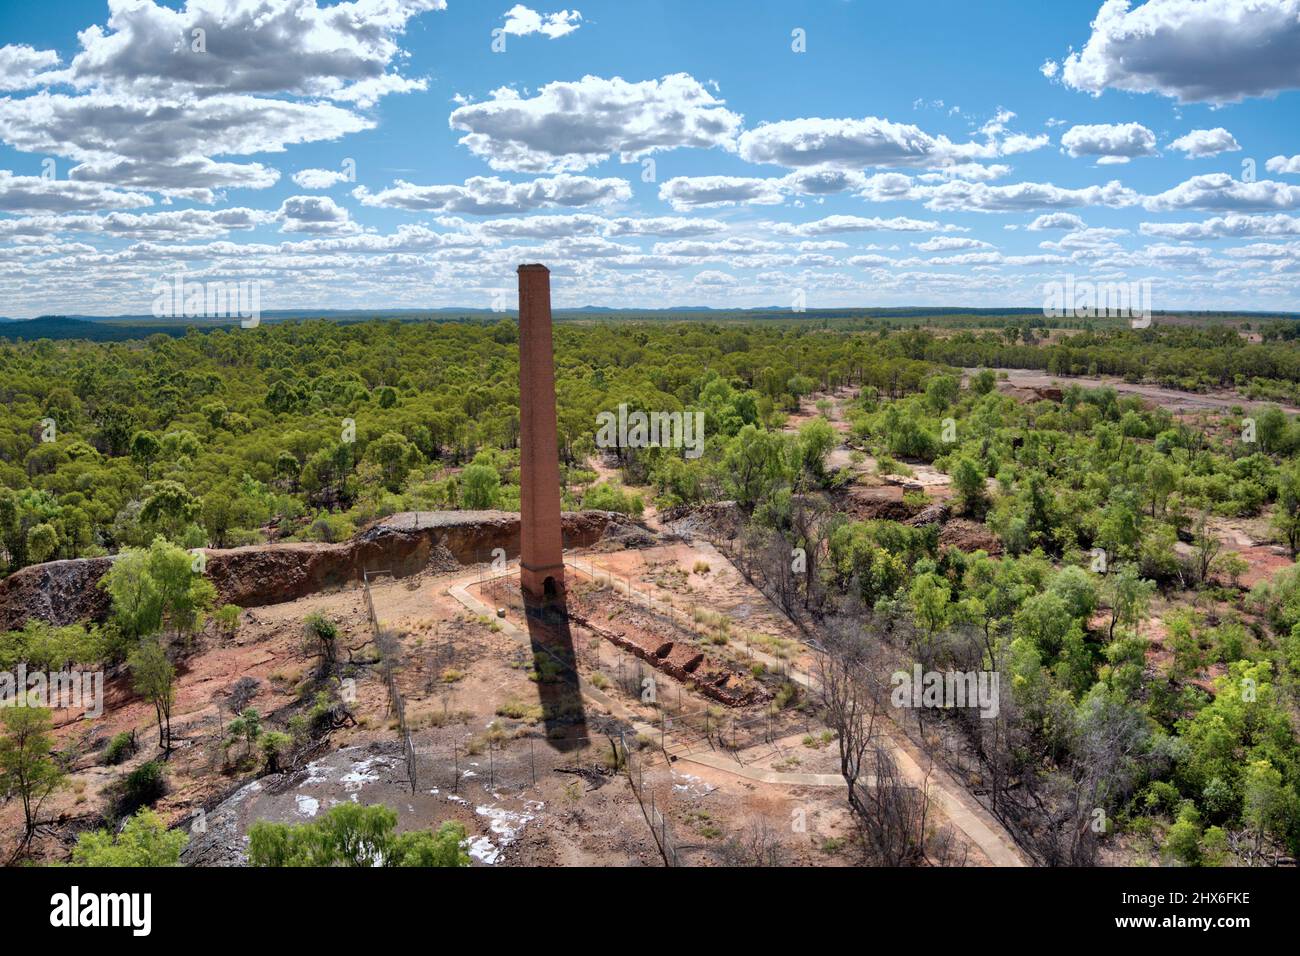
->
516, 264, 565, 599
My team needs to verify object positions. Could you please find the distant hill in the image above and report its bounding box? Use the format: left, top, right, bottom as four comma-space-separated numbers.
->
2, 307, 1298, 343
0, 316, 200, 341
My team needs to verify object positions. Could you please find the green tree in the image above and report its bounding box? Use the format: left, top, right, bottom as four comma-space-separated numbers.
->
795, 418, 836, 484
1145, 456, 1176, 517
1046, 565, 1099, 621
1273, 459, 1300, 556
25, 522, 58, 564
140, 480, 202, 543
227, 707, 262, 761
129, 431, 161, 480
129, 638, 176, 751
0, 489, 24, 569
909, 572, 951, 638
0, 706, 65, 843
925, 374, 959, 411
247, 802, 469, 867
260, 730, 293, 772
201, 489, 237, 548
1013, 591, 1077, 658
214, 603, 241, 637
1256, 406, 1288, 453
460, 462, 501, 510
1163, 803, 1203, 866
72, 808, 187, 866
100, 538, 215, 642
99, 547, 162, 641
364, 431, 420, 493
1102, 563, 1155, 640
723, 425, 789, 512
303, 611, 338, 674
1242, 759, 1300, 860
950, 456, 987, 515
581, 481, 644, 517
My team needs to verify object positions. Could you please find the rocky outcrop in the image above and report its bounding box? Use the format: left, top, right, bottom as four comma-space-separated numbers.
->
0, 510, 638, 630
0, 557, 114, 631
659, 500, 744, 542
906, 502, 952, 526
938, 518, 1002, 555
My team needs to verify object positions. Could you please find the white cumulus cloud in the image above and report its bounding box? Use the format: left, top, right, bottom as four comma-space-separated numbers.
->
1168, 128, 1242, 158
1060, 122, 1157, 163
353, 174, 631, 214
1058, 0, 1300, 104
500, 5, 582, 39
1143, 173, 1300, 212
1266, 155, 1300, 175
449, 74, 743, 173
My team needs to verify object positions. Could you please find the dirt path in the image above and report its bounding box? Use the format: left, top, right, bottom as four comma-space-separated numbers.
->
583, 453, 666, 532
985, 367, 1300, 416
783, 386, 954, 494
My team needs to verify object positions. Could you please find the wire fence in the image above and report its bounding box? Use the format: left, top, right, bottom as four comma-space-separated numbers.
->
363, 561, 689, 863
458, 553, 822, 766
407, 731, 687, 865
563, 554, 803, 674
364, 549, 828, 863
363, 568, 418, 794
621, 732, 682, 866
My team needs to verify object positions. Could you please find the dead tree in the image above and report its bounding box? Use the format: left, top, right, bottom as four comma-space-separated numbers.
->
817, 619, 888, 798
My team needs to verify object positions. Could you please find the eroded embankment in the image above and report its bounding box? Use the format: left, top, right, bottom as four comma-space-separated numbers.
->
0, 510, 635, 630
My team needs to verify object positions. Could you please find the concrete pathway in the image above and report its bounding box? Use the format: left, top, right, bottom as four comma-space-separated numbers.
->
678, 751, 847, 788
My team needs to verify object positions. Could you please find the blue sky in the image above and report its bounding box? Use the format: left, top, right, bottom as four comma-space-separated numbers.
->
1, 0, 1299, 316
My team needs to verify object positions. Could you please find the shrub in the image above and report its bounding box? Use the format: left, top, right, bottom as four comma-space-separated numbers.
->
248, 803, 469, 867
214, 604, 241, 636
72, 808, 187, 866
582, 481, 645, 517
104, 731, 137, 766
260, 730, 293, 772
119, 760, 166, 814
304, 612, 339, 672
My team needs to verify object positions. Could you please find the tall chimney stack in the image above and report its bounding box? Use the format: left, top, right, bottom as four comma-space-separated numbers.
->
516, 264, 565, 599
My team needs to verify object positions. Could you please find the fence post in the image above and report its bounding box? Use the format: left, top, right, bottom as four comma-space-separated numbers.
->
530, 738, 536, 787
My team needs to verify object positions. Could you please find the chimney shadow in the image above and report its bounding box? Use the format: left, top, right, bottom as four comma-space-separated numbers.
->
522, 588, 588, 752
